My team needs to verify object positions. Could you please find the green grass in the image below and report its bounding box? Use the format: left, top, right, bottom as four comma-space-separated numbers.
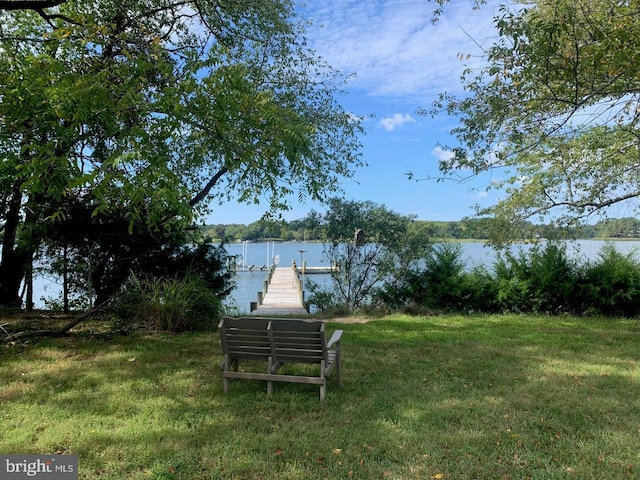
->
2, 314, 640, 479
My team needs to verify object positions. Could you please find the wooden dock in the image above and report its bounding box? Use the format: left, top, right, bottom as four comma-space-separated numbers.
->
250, 266, 308, 316
300, 265, 338, 274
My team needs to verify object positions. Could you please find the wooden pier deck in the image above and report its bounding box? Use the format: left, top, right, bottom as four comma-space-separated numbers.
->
250, 267, 308, 316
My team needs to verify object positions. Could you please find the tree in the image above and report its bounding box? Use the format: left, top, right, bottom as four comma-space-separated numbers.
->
308, 199, 430, 312
297, 210, 325, 240
426, 0, 640, 243
0, 0, 364, 307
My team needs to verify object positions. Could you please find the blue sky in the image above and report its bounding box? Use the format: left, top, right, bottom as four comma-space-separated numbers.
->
206, 0, 499, 225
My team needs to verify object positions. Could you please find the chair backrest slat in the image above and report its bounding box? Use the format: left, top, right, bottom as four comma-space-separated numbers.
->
269, 319, 327, 365
220, 317, 330, 365
220, 317, 271, 361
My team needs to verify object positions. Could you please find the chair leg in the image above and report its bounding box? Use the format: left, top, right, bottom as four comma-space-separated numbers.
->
320, 360, 326, 401
336, 350, 342, 387
222, 356, 230, 393
267, 357, 273, 395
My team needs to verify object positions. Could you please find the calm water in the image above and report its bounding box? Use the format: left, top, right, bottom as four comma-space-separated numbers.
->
222, 241, 329, 314
31, 240, 640, 311
223, 240, 640, 314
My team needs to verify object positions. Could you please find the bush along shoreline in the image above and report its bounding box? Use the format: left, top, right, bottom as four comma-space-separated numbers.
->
369, 242, 640, 318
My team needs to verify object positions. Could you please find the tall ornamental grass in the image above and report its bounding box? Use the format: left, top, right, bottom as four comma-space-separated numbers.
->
111, 273, 222, 332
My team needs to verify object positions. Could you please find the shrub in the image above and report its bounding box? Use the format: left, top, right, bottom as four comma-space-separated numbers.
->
111, 273, 222, 333
530, 243, 579, 313
377, 243, 478, 312
305, 278, 353, 316
579, 244, 640, 317
493, 243, 578, 314
422, 242, 467, 310
353, 240, 640, 317
458, 265, 500, 313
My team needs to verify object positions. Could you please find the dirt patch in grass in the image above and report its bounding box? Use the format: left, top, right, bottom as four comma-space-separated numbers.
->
331, 316, 374, 324
0, 310, 110, 337
1, 310, 73, 329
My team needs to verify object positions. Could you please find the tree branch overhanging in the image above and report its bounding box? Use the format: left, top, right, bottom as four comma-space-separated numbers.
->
0, 0, 66, 10
0, 0, 79, 26
526, 189, 640, 221
189, 166, 228, 207
1, 305, 102, 343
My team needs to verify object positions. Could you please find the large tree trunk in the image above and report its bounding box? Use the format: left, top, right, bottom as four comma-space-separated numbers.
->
0, 249, 30, 307
0, 183, 27, 307
0, 181, 43, 308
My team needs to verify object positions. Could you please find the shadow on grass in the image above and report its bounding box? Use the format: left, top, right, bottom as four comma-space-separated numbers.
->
2, 316, 640, 479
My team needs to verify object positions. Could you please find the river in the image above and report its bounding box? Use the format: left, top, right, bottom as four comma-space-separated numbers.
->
222, 239, 640, 314
31, 239, 640, 312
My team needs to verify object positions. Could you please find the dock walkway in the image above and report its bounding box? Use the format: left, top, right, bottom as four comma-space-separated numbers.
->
250, 267, 308, 316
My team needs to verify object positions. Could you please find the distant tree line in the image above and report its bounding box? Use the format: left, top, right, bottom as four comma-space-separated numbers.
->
204, 213, 640, 243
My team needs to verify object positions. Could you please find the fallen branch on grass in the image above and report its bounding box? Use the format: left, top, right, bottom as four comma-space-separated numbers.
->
2, 306, 104, 343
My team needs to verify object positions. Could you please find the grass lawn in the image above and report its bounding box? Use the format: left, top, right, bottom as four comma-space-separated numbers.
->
1, 314, 640, 479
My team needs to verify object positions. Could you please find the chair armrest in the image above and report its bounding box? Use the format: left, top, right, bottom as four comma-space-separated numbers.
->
327, 330, 343, 349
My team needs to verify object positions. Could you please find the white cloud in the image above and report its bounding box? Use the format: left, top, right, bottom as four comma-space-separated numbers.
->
431, 145, 454, 162
379, 113, 415, 131
472, 191, 488, 199
299, 0, 495, 103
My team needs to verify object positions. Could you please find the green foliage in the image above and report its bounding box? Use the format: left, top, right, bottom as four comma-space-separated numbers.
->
37, 203, 233, 307
111, 273, 222, 333
0, 0, 363, 308
493, 243, 579, 314
40, 291, 91, 313
299, 198, 640, 317
458, 265, 499, 313
310, 242, 389, 312
305, 280, 350, 316
383, 243, 468, 310
579, 244, 640, 317
379, 243, 498, 313
205, 215, 640, 244
377, 241, 640, 317
305, 199, 431, 313
427, 0, 640, 241
421, 242, 467, 309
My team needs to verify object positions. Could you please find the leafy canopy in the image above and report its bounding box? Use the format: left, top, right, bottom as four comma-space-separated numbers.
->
307, 198, 431, 312
0, 0, 364, 308
426, 0, 640, 243
0, 0, 364, 229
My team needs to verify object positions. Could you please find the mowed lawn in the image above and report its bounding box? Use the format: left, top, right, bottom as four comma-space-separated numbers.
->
1, 314, 639, 479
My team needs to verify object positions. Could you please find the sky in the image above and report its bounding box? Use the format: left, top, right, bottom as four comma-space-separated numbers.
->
206, 0, 500, 225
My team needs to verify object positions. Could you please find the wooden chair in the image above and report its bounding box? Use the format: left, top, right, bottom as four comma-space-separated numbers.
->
218, 317, 343, 401
268, 318, 342, 401
219, 317, 271, 394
